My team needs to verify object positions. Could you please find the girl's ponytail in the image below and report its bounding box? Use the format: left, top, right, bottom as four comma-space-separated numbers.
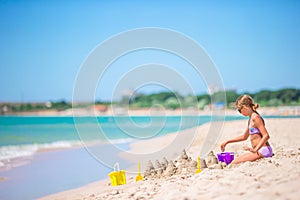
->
252, 103, 259, 111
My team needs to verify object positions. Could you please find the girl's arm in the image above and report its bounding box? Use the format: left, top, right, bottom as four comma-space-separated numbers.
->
221, 127, 249, 151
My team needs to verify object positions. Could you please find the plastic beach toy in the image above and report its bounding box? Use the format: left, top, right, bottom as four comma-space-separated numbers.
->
108, 163, 126, 186
135, 162, 144, 182
217, 152, 234, 165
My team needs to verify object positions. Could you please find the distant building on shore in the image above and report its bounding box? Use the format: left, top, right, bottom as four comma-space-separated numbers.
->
1, 105, 8, 115
94, 104, 108, 112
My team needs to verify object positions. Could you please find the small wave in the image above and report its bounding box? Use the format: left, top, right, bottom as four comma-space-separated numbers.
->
38, 141, 80, 150
82, 138, 136, 148
0, 141, 80, 163
109, 138, 136, 144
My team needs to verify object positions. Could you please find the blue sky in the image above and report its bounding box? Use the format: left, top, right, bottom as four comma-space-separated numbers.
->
0, 0, 299, 102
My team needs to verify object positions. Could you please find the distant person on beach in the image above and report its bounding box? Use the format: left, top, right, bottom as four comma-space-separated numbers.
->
220, 94, 273, 164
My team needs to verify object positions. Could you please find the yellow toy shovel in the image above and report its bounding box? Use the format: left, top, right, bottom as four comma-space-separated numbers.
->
135, 162, 143, 182
195, 156, 202, 174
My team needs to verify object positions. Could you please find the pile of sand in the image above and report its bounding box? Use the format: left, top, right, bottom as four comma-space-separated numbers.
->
39, 118, 300, 200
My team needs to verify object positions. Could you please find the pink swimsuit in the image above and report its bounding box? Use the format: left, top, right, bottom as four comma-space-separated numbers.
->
249, 125, 273, 158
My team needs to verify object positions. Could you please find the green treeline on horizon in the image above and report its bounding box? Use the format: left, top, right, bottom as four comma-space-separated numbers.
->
124, 88, 300, 110
1, 88, 300, 113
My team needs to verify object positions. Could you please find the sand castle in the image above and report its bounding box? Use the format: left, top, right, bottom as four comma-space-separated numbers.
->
205, 150, 228, 169
143, 149, 229, 179
143, 149, 209, 179
206, 150, 218, 165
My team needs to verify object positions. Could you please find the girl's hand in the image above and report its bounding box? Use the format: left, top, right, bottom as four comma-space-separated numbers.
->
243, 146, 257, 153
220, 142, 227, 152
243, 146, 251, 151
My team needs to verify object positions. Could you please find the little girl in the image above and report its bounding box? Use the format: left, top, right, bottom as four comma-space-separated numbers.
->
220, 94, 273, 164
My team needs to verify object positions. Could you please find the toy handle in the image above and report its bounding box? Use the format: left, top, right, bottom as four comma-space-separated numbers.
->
114, 162, 120, 172
138, 162, 141, 174
197, 156, 201, 169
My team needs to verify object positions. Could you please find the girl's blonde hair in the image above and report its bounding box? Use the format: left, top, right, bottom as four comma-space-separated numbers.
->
236, 94, 259, 111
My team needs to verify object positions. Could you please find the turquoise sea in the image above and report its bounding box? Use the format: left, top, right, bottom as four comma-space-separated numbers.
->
0, 116, 213, 145
0, 115, 295, 199
0, 115, 238, 166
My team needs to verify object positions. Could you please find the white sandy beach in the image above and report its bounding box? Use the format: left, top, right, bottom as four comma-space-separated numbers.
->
40, 118, 300, 200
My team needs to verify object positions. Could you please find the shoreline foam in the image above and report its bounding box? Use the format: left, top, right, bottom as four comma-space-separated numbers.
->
0, 141, 83, 172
